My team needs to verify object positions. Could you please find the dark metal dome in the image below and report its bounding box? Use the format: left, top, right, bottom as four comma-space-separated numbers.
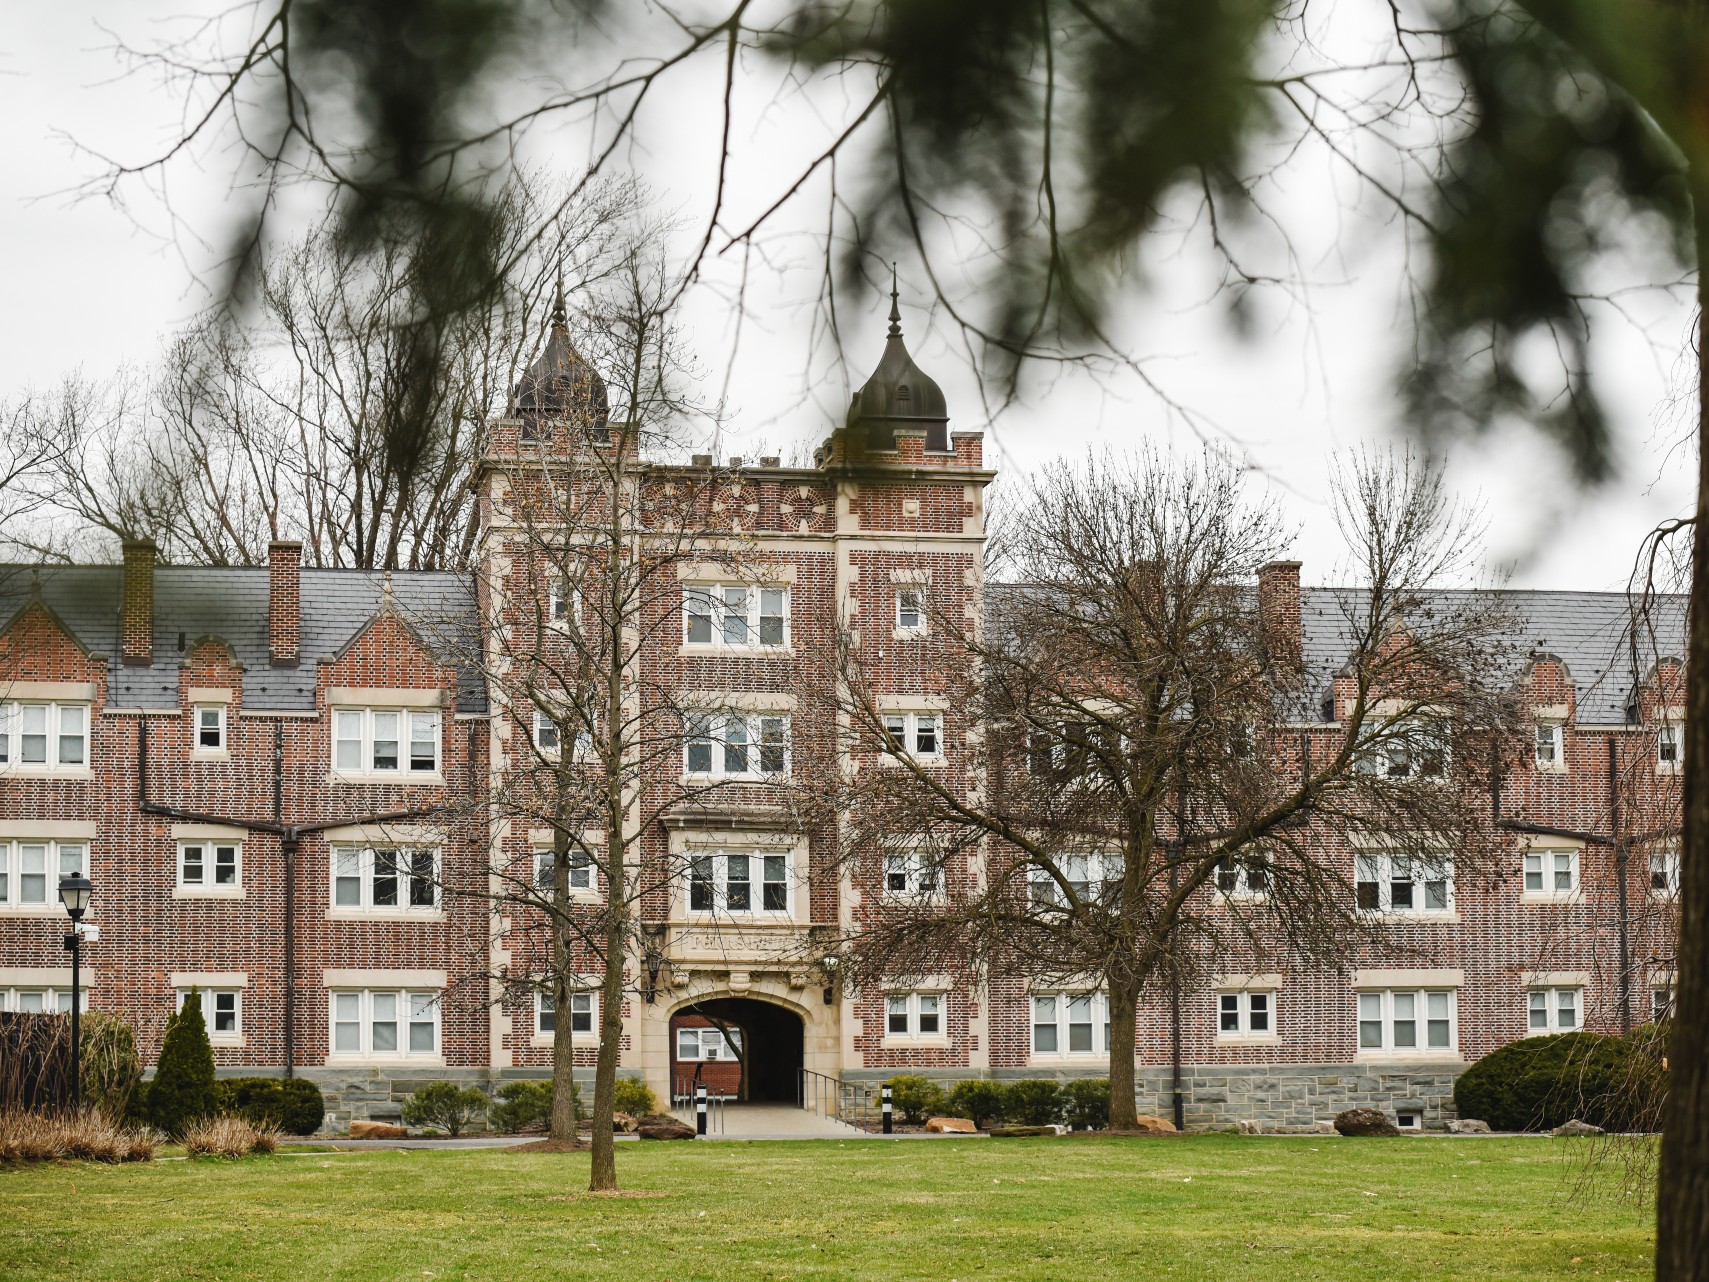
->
846, 278, 949, 450
512, 285, 610, 427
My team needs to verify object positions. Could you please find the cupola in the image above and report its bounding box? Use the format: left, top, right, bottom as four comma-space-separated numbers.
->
846, 271, 949, 451
512, 279, 610, 436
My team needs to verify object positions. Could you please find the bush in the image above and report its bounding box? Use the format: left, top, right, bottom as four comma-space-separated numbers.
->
183, 1115, 278, 1157
1453, 1032, 1665, 1132
1061, 1078, 1110, 1130
886, 1074, 947, 1124
612, 1078, 656, 1117
0, 1110, 157, 1164
215, 1078, 326, 1136
80, 1012, 143, 1123
947, 1079, 1006, 1129
401, 1081, 488, 1136
491, 1081, 555, 1134
148, 992, 217, 1139
1002, 1079, 1064, 1126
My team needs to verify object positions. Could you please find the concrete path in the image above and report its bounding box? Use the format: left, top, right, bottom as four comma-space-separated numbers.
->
705, 1103, 863, 1140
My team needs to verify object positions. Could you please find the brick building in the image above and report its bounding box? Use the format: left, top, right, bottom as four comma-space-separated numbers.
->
0, 297, 1686, 1131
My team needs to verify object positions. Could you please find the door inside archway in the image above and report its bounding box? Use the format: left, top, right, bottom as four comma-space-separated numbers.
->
670, 997, 804, 1102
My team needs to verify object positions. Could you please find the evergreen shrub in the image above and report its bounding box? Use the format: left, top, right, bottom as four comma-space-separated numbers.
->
886, 1074, 947, 1124
1002, 1079, 1064, 1126
147, 992, 217, 1138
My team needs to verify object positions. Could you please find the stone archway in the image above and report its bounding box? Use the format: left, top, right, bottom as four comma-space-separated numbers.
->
668, 994, 807, 1102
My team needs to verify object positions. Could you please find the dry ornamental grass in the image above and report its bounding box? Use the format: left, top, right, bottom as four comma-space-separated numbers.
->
182, 1116, 280, 1158
0, 1110, 157, 1164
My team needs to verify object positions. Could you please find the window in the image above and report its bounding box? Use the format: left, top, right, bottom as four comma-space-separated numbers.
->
547, 578, 579, 629
1029, 853, 1121, 906
883, 850, 945, 900
684, 713, 790, 778
1527, 987, 1582, 1035
1027, 721, 1114, 779
178, 841, 241, 891
1354, 853, 1453, 914
1357, 989, 1456, 1053
0, 988, 84, 1013
1658, 722, 1683, 774
885, 992, 944, 1038
536, 989, 595, 1038
1031, 993, 1109, 1056
683, 584, 789, 649
0, 839, 85, 910
331, 847, 440, 913
177, 988, 242, 1042
1653, 985, 1674, 1022
881, 711, 942, 761
1523, 848, 1579, 899
1361, 720, 1449, 780
1650, 847, 1681, 899
896, 586, 926, 634
676, 1026, 743, 1061
534, 848, 594, 893
0, 702, 89, 772
1215, 854, 1271, 900
329, 989, 440, 1059
687, 850, 790, 915
1534, 722, 1564, 769
1217, 990, 1276, 1038
532, 705, 592, 758
332, 708, 441, 776
195, 705, 227, 752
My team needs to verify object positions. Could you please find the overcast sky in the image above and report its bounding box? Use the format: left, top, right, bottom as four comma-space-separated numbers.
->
0, 2, 1695, 591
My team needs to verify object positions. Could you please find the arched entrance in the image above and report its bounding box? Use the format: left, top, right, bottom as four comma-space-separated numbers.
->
669, 996, 804, 1102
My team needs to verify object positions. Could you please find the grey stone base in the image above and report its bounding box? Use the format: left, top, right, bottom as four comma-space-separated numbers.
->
840, 1061, 1465, 1132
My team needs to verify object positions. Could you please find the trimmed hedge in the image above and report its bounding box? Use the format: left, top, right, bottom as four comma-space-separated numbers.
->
886, 1075, 947, 1124
1061, 1078, 1110, 1130
401, 1081, 488, 1136
946, 1079, 1006, 1129
1453, 1031, 1665, 1133
148, 992, 217, 1138
612, 1079, 656, 1117
215, 1078, 326, 1136
1002, 1079, 1064, 1126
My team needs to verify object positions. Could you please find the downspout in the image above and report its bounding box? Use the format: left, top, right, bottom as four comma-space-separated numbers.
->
1610, 734, 1631, 1035
277, 722, 296, 1078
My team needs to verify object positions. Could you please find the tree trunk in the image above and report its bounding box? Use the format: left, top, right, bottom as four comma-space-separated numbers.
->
548, 965, 578, 1142
1107, 974, 1140, 1130
1655, 197, 1709, 1282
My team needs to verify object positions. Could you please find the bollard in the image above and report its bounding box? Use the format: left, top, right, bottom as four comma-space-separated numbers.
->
882, 1083, 893, 1134
696, 1083, 708, 1136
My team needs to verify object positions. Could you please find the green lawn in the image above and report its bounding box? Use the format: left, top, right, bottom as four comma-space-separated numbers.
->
0, 1135, 1654, 1281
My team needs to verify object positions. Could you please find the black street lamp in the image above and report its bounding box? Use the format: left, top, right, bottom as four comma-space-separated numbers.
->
58, 874, 92, 1115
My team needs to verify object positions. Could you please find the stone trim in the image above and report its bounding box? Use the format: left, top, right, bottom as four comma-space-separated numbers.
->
325, 687, 446, 708
171, 823, 248, 841
0, 967, 97, 987
1, 680, 97, 700
1351, 968, 1464, 989
1520, 970, 1590, 988
171, 972, 249, 988
322, 969, 447, 988
187, 687, 233, 704
0, 821, 98, 840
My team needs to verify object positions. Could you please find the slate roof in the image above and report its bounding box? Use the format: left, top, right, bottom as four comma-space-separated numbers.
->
0, 563, 486, 714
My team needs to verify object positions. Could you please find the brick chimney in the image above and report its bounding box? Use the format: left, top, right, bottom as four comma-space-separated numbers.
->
119, 539, 157, 667
269, 541, 302, 667
1257, 560, 1303, 669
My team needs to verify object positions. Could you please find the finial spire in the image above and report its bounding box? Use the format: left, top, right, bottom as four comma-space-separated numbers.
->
887, 262, 901, 337
551, 267, 567, 326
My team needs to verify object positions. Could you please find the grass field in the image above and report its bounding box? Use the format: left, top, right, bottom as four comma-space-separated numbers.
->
0, 1135, 1654, 1281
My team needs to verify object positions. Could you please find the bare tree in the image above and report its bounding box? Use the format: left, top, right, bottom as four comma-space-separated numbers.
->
809, 448, 1523, 1129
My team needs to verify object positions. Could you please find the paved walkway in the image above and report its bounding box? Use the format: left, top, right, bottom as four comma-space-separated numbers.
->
704, 1103, 863, 1140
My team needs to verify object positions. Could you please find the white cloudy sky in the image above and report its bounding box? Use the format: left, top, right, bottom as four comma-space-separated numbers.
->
0, 2, 1695, 590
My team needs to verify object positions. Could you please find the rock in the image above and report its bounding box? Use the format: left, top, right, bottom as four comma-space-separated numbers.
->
988, 1125, 1057, 1138
1132, 1114, 1178, 1134
1300, 1121, 1337, 1135
1334, 1108, 1401, 1137
1552, 1119, 1605, 1137
637, 1118, 697, 1141
925, 1116, 977, 1133
1446, 1118, 1491, 1134
611, 1112, 641, 1133
348, 1120, 408, 1139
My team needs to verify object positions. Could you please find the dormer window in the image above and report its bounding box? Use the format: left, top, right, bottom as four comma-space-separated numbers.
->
332, 707, 441, 779
1658, 722, 1683, 774
1534, 722, 1564, 771
0, 702, 89, 774
195, 705, 226, 753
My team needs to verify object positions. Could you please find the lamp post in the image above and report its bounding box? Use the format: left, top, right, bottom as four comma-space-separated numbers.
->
58, 874, 92, 1115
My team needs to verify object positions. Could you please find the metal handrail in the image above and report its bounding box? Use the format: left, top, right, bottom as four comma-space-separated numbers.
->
671, 1074, 725, 1134
797, 1068, 874, 1131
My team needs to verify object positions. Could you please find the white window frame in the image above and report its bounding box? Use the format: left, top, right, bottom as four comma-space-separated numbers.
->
531, 705, 592, 759
176, 840, 243, 894
675, 1025, 743, 1061
1527, 986, 1582, 1035
193, 704, 228, 755
0, 701, 90, 774
1356, 988, 1457, 1055
1355, 852, 1454, 916
1217, 989, 1277, 1040
1361, 719, 1451, 781
547, 577, 580, 631
535, 988, 596, 1040
1522, 847, 1580, 902
1030, 991, 1110, 1058
1029, 852, 1122, 907
880, 711, 943, 763
1657, 721, 1683, 775
682, 583, 790, 650
328, 988, 441, 1061
331, 707, 442, 779
1650, 846, 1681, 900
895, 585, 927, 636
1653, 984, 1675, 1022
1534, 721, 1565, 771
884, 991, 946, 1041
686, 849, 792, 917
177, 988, 243, 1044
1215, 853, 1271, 901
0, 987, 85, 1014
882, 849, 945, 901
330, 846, 442, 915
533, 848, 595, 897
0, 839, 86, 913
683, 712, 791, 780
